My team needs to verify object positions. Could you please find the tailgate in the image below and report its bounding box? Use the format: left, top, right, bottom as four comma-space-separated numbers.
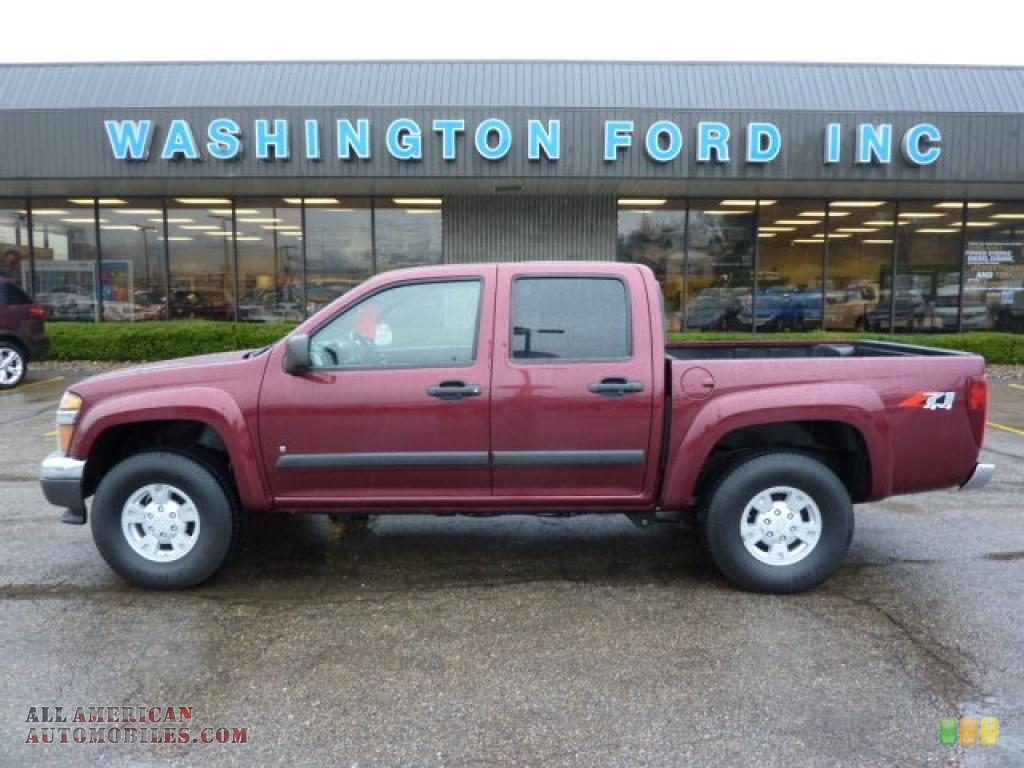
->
886, 357, 988, 495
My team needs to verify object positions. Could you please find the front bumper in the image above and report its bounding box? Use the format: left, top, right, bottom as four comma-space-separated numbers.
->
39, 451, 86, 524
960, 462, 995, 492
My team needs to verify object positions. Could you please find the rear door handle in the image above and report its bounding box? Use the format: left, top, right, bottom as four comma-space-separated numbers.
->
588, 377, 645, 397
427, 380, 483, 401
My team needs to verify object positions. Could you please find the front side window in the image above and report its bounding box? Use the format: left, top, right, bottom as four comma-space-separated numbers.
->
511, 277, 631, 362
310, 279, 481, 369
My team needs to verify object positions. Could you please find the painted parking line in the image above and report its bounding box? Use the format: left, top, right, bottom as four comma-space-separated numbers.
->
988, 421, 1024, 438
44, 429, 56, 437
1009, 383, 1024, 392
0, 376, 64, 396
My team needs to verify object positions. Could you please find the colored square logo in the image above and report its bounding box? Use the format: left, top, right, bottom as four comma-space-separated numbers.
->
940, 718, 959, 746
981, 717, 999, 746
960, 717, 979, 747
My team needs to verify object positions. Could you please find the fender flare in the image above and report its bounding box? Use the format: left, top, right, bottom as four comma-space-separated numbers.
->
72, 386, 270, 511
661, 382, 892, 508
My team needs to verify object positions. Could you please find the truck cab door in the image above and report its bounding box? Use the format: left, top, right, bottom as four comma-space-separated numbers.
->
258, 267, 496, 506
489, 264, 657, 502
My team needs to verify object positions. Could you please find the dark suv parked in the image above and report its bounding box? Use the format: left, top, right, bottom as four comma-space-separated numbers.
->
0, 281, 49, 388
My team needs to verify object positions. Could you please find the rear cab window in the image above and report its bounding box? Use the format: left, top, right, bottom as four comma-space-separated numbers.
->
510, 276, 631, 363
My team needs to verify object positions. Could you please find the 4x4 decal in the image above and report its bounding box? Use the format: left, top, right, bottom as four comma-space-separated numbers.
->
899, 391, 956, 411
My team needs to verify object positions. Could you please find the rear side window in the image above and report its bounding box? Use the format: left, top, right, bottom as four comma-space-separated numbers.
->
511, 277, 631, 362
0, 282, 31, 305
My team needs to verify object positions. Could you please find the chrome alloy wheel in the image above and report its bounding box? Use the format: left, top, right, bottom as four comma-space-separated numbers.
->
740, 485, 822, 566
0, 346, 24, 386
121, 483, 200, 563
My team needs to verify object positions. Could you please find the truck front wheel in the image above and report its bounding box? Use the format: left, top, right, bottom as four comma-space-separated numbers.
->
91, 451, 240, 589
699, 452, 854, 593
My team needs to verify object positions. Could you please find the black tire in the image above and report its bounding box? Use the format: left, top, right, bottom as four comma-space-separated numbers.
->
91, 451, 240, 589
698, 452, 853, 594
0, 340, 27, 389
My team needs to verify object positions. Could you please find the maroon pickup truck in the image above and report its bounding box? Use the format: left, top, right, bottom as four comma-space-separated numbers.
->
40, 263, 993, 593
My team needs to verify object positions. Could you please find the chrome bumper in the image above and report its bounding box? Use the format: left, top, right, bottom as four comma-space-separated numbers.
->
39, 451, 87, 523
960, 462, 995, 492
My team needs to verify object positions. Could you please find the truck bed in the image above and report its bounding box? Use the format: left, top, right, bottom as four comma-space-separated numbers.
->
666, 339, 969, 360
661, 337, 986, 508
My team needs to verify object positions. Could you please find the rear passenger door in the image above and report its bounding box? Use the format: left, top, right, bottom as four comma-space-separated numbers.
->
489, 265, 656, 501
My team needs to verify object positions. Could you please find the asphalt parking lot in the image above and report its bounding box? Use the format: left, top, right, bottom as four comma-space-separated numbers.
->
1, 366, 1023, 767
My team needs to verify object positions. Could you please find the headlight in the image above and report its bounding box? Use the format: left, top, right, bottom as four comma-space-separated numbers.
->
56, 391, 82, 454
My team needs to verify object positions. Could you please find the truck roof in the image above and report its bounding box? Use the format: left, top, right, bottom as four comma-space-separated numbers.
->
368, 261, 648, 281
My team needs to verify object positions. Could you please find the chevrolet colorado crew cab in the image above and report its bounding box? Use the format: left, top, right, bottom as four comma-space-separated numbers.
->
39, 263, 994, 593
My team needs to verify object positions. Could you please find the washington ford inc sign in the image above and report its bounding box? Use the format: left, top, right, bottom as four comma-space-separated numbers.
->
103, 117, 943, 167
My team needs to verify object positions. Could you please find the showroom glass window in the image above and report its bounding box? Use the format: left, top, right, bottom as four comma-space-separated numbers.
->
30, 198, 100, 321
895, 202, 963, 333
0, 202, 30, 292
684, 201, 755, 332
825, 202, 896, 332
617, 199, 686, 331
235, 198, 303, 322
97, 199, 167, 321
964, 202, 1024, 332
755, 200, 824, 332
375, 198, 443, 273
303, 198, 373, 315
165, 199, 236, 321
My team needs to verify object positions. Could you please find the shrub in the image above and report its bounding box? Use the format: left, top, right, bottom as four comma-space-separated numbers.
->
46, 321, 1024, 364
48, 321, 297, 362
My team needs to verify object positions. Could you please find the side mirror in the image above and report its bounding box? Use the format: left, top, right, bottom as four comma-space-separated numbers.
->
283, 333, 311, 374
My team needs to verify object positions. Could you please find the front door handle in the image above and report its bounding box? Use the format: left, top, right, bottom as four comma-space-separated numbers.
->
588, 377, 645, 397
427, 380, 483, 401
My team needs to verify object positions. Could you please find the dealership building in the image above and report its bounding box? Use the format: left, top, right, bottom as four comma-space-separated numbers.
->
1, 60, 1023, 332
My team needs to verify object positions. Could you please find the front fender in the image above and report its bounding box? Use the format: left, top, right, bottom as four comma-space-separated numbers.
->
71, 386, 270, 511
660, 381, 892, 508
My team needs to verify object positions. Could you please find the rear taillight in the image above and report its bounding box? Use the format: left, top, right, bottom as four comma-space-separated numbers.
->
968, 375, 989, 414
966, 375, 989, 447
29, 305, 46, 320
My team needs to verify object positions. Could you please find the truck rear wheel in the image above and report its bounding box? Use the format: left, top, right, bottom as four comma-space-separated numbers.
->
699, 452, 853, 593
91, 451, 239, 589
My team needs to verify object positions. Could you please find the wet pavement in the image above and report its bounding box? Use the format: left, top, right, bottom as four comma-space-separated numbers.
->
1, 367, 1023, 767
